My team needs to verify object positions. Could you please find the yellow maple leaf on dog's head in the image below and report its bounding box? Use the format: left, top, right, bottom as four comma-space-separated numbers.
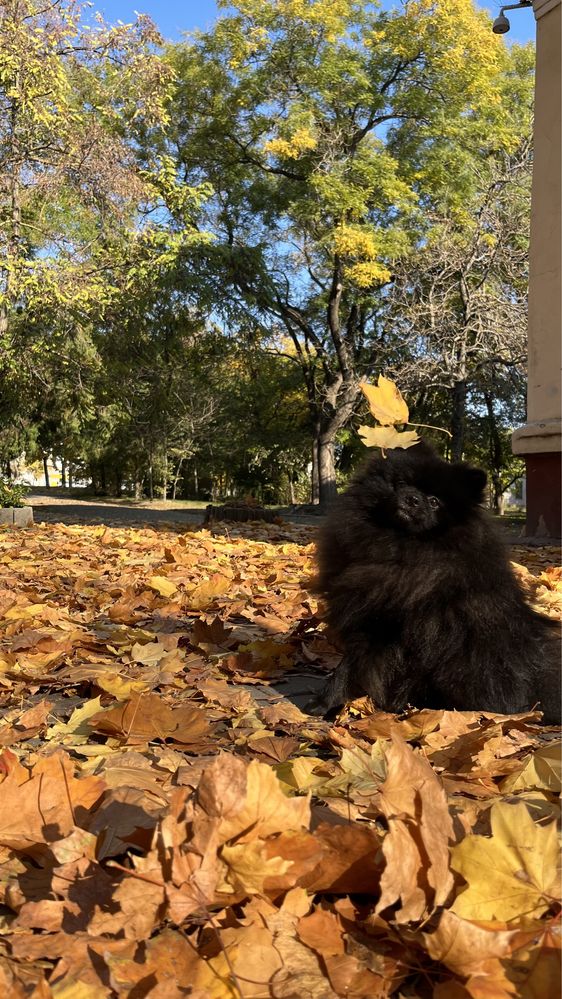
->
360, 375, 409, 426
358, 425, 420, 451
358, 375, 421, 455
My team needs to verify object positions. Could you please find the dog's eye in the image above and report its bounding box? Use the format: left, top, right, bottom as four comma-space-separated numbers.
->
428, 496, 441, 509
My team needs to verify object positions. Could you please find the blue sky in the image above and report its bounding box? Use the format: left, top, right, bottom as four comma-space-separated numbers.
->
96, 0, 536, 46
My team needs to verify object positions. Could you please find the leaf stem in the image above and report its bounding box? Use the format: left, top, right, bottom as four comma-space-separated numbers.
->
406, 422, 452, 438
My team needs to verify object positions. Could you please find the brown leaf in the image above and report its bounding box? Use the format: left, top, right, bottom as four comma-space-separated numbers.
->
326, 952, 393, 998
190, 615, 234, 651
249, 735, 300, 762
88, 693, 210, 745
375, 734, 454, 920
0, 753, 105, 851
0, 698, 52, 746
297, 907, 346, 956
264, 822, 383, 894
186, 573, 232, 609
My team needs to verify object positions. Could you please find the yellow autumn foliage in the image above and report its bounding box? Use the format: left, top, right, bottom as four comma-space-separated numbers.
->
332, 224, 392, 287
333, 224, 379, 259
264, 126, 318, 160
347, 260, 391, 288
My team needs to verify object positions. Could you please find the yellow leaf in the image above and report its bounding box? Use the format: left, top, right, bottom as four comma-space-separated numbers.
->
501, 742, 562, 794
4, 603, 48, 620
148, 575, 177, 597
96, 674, 150, 699
360, 375, 409, 425
220, 840, 293, 894
130, 641, 166, 665
451, 801, 561, 921
218, 758, 311, 843
239, 638, 294, 669
358, 424, 420, 450
275, 756, 326, 794
187, 573, 231, 609
264, 126, 317, 159
46, 696, 104, 744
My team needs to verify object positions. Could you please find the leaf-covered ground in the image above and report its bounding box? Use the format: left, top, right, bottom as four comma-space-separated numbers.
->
0, 519, 560, 998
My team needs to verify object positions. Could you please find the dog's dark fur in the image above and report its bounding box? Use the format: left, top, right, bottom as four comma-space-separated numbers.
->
305, 443, 561, 724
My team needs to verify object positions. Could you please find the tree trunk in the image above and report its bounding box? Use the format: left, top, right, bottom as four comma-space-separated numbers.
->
318, 437, 338, 507
484, 391, 503, 513
43, 456, 50, 489
61, 459, 66, 488
162, 448, 168, 502
0, 76, 22, 344
193, 464, 199, 498
172, 457, 185, 500
68, 464, 73, 489
450, 380, 467, 461
134, 478, 143, 500
311, 440, 320, 504
289, 477, 296, 505
493, 481, 505, 515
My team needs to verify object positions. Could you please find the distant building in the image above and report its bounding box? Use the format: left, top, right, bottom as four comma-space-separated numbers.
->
11, 456, 86, 488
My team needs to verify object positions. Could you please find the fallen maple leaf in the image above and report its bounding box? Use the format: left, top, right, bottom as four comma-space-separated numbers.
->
451, 801, 561, 921
297, 906, 346, 957
88, 693, 210, 746
422, 909, 522, 976
375, 734, 454, 921
216, 756, 311, 844
220, 839, 293, 894
500, 742, 561, 793
148, 575, 178, 597
186, 573, 232, 609
0, 752, 105, 851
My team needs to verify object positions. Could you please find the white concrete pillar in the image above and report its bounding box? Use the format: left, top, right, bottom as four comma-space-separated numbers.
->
512, 0, 561, 536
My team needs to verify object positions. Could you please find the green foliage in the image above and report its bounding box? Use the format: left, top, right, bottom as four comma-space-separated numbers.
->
0, 0, 536, 505
0, 0, 210, 354
164, 0, 531, 500
0, 479, 27, 508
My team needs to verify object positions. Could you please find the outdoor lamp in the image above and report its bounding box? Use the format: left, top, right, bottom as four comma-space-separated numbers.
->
492, 0, 533, 34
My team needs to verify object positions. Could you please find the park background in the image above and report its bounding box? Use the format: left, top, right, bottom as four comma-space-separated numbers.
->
0, 0, 542, 512
0, 4, 561, 995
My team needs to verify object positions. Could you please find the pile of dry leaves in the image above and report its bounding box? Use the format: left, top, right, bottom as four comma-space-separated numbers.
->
0, 518, 559, 997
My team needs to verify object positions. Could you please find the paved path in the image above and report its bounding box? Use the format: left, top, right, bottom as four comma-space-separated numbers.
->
26, 493, 323, 528
24, 491, 556, 543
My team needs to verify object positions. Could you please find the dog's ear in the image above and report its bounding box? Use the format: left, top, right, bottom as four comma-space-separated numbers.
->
457, 465, 487, 503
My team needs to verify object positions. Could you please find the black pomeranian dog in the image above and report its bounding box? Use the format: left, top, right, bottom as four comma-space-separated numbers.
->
305, 443, 561, 724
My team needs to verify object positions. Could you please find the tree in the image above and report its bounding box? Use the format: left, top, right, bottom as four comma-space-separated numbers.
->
0, 0, 209, 479
89, 299, 222, 499
0, 0, 173, 332
167, 0, 520, 503
194, 338, 311, 503
386, 45, 534, 461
